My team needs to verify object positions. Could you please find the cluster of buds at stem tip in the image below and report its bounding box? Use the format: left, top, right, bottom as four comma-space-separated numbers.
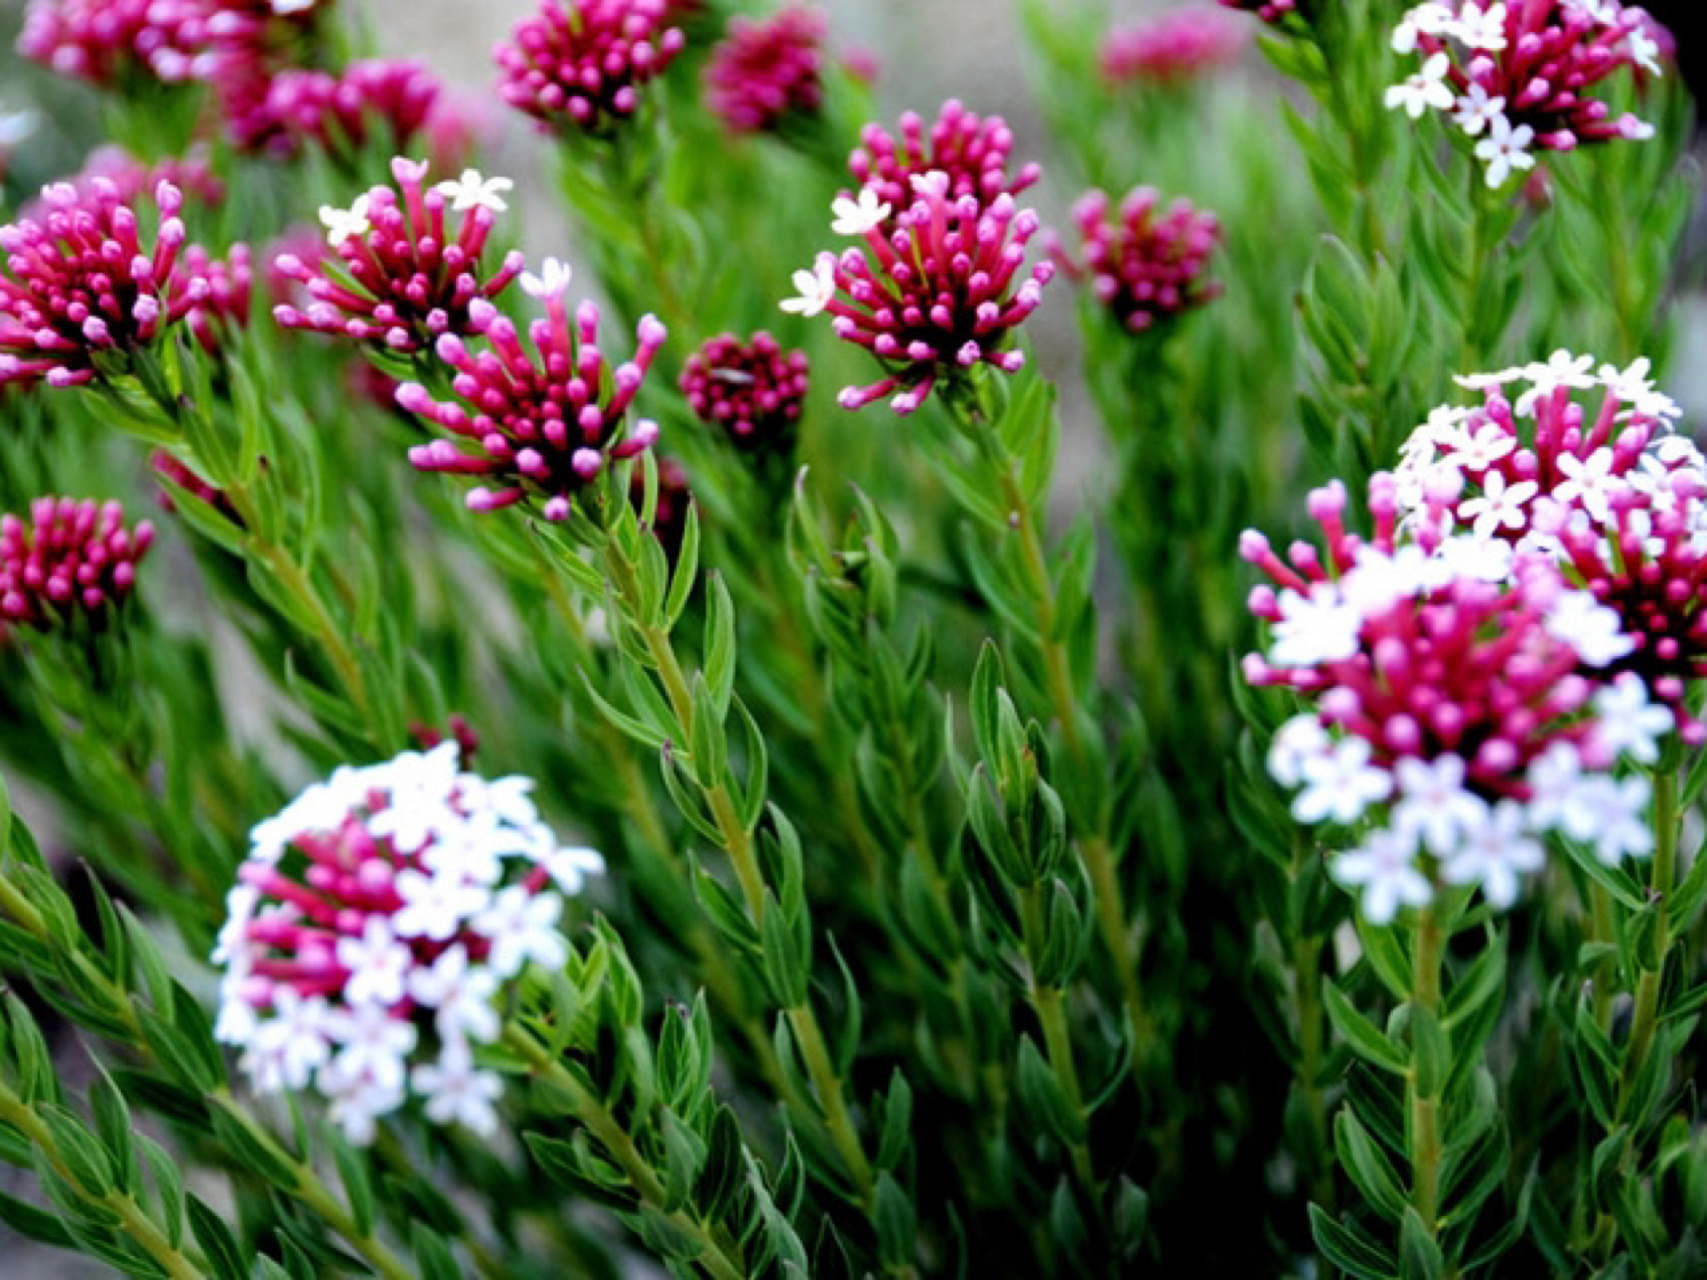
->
680, 331, 809, 453
17, 0, 204, 87
1, 497, 153, 637
1387, 1, 1662, 188
22, 145, 226, 215
1053, 187, 1223, 333
848, 98, 1041, 217
395, 256, 666, 520
213, 742, 606, 1145
1100, 9, 1245, 86
1392, 351, 1707, 740
784, 172, 1053, 416
272, 157, 524, 354
259, 59, 446, 158
0, 178, 208, 388
1242, 463, 1668, 924
704, 6, 826, 135
494, 0, 687, 135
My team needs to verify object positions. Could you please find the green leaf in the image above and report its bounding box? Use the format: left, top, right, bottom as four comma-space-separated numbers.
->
88, 1065, 135, 1194
411, 1221, 461, 1280
327, 1128, 375, 1240
873, 1172, 916, 1269
1335, 1109, 1408, 1222
1398, 1206, 1445, 1280
1309, 1205, 1395, 1280
1323, 979, 1409, 1075
188, 1193, 248, 1280
138, 1137, 184, 1250
0, 1186, 75, 1248
703, 573, 738, 721
37, 1105, 113, 1197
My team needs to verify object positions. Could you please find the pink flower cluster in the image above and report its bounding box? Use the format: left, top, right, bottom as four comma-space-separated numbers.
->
0, 179, 207, 388
24, 145, 226, 216
848, 99, 1041, 214
17, 0, 202, 87
787, 171, 1053, 415
260, 59, 445, 158
213, 742, 605, 1144
704, 7, 825, 134
173, 242, 253, 353
396, 257, 666, 519
1, 497, 153, 636
495, 0, 688, 134
680, 331, 809, 452
1394, 352, 1707, 739
1100, 10, 1244, 85
1243, 473, 1659, 919
1058, 187, 1222, 332
1388, 1, 1660, 187
272, 158, 524, 354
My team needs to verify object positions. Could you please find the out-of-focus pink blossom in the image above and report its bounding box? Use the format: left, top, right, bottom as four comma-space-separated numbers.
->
704, 7, 825, 135
1100, 10, 1245, 85
1055, 187, 1222, 332
1, 497, 153, 635
495, 0, 687, 134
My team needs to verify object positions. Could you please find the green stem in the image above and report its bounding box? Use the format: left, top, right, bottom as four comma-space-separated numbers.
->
1618, 746, 1680, 1111
504, 1027, 748, 1280
1021, 884, 1097, 1192
1410, 909, 1445, 1233
0, 872, 413, 1280
0, 1085, 208, 1280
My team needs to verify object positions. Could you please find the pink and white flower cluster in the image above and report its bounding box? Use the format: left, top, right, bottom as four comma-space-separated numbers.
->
847, 99, 1041, 216
495, 0, 687, 135
0, 179, 208, 388
213, 742, 605, 1144
396, 257, 665, 519
1, 497, 153, 637
272, 157, 523, 354
1242, 471, 1662, 922
1386, 1, 1662, 187
1393, 352, 1707, 741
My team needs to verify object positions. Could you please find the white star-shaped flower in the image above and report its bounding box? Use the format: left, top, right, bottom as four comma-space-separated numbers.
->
434, 168, 514, 213
393, 867, 491, 942
1627, 27, 1662, 76
1587, 775, 1654, 865
243, 989, 331, 1093
1392, 755, 1490, 858
780, 254, 837, 317
1386, 53, 1456, 119
831, 188, 892, 236
1452, 83, 1506, 137
541, 843, 607, 894
1545, 589, 1636, 667
1598, 357, 1680, 423
1391, 2, 1455, 54
407, 944, 501, 1043
319, 194, 372, 247
1332, 827, 1433, 925
336, 917, 415, 1008
1267, 714, 1333, 789
1459, 470, 1538, 538
413, 1044, 503, 1137
1525, 742, 1597, 839
471, 885, 568, 978
1450, 2, 1507, 52
1590, 671, 1674, 765
1441, 799, 1542, 909
520, 256, 573, 300
1293, 738, 1394, 826
1553, 447, 1621, 524
323, 1002, 417, 1091
1269, 582, 1364, 667
1473, 113, 1536, 188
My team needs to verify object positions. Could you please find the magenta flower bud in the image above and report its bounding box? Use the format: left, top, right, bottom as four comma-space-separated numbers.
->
0, 495, 151, 637
1217, 0, 1301, 25
849, 99, 1040, 216
496, 0, 686, 136
704, 6, 825, 135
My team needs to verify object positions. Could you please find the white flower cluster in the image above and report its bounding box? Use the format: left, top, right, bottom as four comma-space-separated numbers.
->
213, 742, 605, 1144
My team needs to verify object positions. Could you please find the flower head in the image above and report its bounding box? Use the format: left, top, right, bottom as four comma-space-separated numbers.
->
1, 497, 153, 637
17, 0, 202, 88
1393, 353, 1707, 741
1100, 10, 1244, 85
704, 6, 825, 135
848, 100, 1041, 216
792, 173, 1054, 416
495, 0, 687, 135
680, 331, 809, 454
395, 280, 666, 521
1055, 187, 1222, 333
260, 59, 445, 158
0, 178, 202, 388
1388, 0, 1661, 184
273, 158, 524, 354
213, 742, 604, 1144
1217, 0, 1303, 24
1241, 471, 1650, 917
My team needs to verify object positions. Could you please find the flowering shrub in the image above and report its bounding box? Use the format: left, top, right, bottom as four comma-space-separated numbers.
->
0, 2, 1701, 1277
